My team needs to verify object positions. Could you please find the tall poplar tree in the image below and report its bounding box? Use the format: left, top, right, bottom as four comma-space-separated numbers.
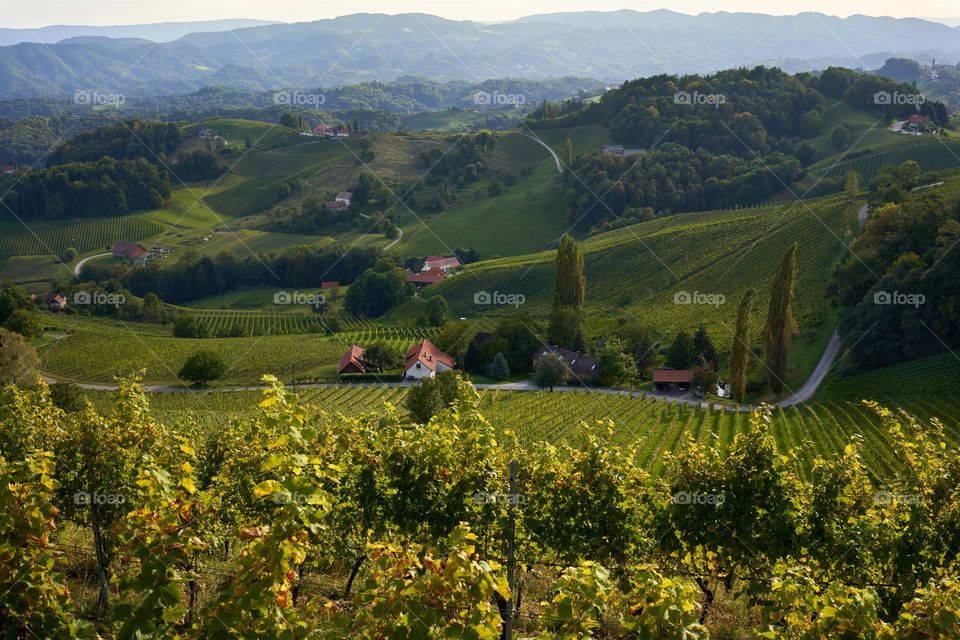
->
553, 234, 585, 309
549, 234, 586, 350
729, 289, 754, 404
764, 244, 798, 395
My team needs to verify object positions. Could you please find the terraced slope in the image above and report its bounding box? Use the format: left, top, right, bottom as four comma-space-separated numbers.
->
406, 195, 860, 347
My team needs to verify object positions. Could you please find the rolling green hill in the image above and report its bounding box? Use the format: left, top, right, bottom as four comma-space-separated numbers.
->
402, 194, 858, 342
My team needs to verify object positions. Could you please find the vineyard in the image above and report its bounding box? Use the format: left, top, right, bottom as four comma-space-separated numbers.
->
38, 315, 438, 383
406, 195, 858, 348
6, 376, 960, 639
0, 213, 165, 257
812, 136, 960, 183
79, 381, 960, 482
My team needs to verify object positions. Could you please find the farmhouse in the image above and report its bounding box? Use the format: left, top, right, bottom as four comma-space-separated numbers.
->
1, 164, 14, 175
404, 339, 455, 379
652, 368, 694, 391
335, 191, 353, 206
44, 293, 68, 312
422, 255, 461, 272
406, 267, 448, 290
197, 127, 217, 139
601, 144, 644, 158
313, 124, 334, 136
320, 281, 340, 289
533, 345, 601, 383
337, 345, 368, 376
325, 200, 349, 211
112, 241, 148, 261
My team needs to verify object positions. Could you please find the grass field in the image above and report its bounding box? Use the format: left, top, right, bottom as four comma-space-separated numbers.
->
79, 382, 959, 480
807, 100, 897, 156
37, 314, 437, 383
400, 107, 521, 131
396, 162, 569, 259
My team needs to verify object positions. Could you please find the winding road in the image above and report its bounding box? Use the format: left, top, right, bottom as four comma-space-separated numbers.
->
519, 133, 564, 173
73, 252, 112, 276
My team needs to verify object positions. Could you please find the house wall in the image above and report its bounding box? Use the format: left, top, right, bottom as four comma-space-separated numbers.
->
404, 362, 435, 379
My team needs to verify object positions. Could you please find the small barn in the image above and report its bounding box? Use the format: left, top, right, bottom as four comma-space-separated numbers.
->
337, 345, 368, 376
652, 369, 694, 391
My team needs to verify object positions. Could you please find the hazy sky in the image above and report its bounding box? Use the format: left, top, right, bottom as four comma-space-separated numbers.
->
0, 0, 958, 28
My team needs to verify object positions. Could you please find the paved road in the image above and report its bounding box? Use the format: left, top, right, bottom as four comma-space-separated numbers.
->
519, 133, 563, 173
73, 252, 112, 276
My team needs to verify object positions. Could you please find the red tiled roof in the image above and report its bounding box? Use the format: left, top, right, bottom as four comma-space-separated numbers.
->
321, 281, 340, 289
652, 369, 695, 383
405, 339, 455, 372
338, 345, 367, 375
325, 200, 348, 210
423, 256, 461, 271
909, 114, 931, 124
112, 241, 148, 259
406, 267, 447, 284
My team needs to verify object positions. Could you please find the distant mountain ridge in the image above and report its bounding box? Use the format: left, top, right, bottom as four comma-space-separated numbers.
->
1, 11, 959, 99
0, 19, 280, 46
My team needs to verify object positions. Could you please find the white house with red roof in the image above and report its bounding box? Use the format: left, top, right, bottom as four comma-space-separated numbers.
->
403, 339, 455, 380
422, 255, 461, 272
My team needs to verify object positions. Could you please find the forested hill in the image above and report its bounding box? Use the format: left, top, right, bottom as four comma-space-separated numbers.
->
536, 66, 952, 232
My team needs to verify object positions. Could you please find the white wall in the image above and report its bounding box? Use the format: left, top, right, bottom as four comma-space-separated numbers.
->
404, 362, 435, 379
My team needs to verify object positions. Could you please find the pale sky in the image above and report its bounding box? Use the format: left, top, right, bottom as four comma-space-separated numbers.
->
0, 0, 957, 29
